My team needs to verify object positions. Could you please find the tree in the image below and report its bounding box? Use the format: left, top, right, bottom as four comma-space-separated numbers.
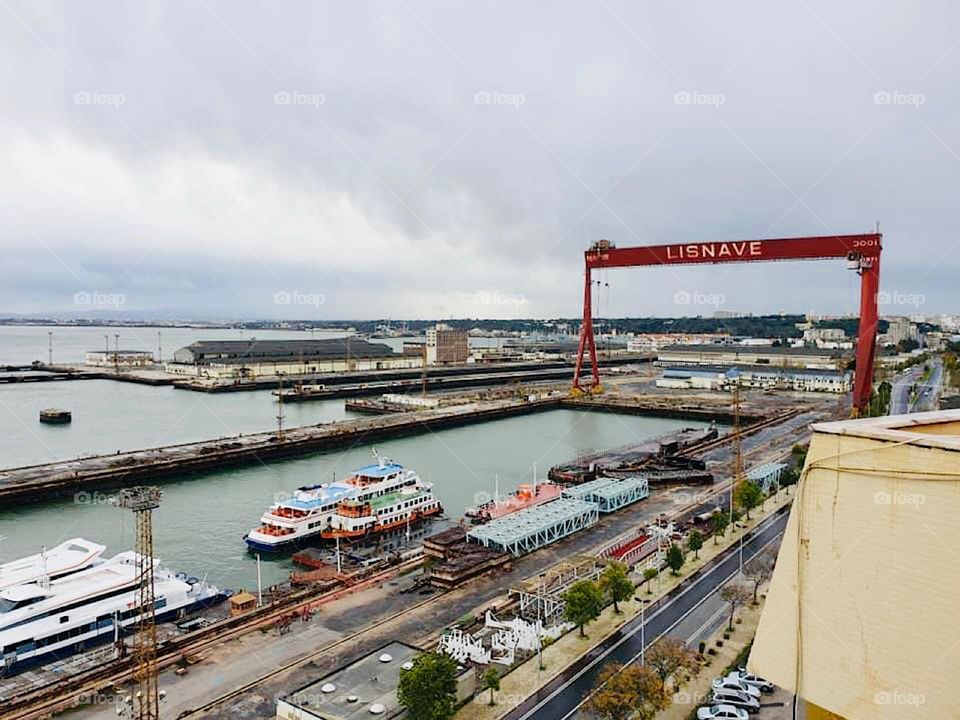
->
563, 579, 605, 637
710, 511, 729, 544
687, 530, 704, 559
646, 638, 698, 685
666, 543, 685, 575
397, 651, 458, 720
780, 466, 799, 495
744, 547, 777, 604
584, 661, 670, 720
600, 561, 634, 614
720, 581, 752, 631
481, 667, 500, 706
734, 480, 764, 520
642, 567, 658, 594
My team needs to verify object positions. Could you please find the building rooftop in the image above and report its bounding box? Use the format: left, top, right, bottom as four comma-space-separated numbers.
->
173, 338, 395, 364
280, 641, 447, 720
659, 344, 840, 356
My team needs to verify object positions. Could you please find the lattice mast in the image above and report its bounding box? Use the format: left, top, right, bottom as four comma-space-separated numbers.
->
117, 486, 162, 720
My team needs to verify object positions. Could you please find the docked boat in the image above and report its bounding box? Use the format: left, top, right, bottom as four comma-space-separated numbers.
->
464, 478, 563, 524
0, 538, 105, 591
0, 551, 224, 673
320, 458, 442, 541
244, 450, 438, 552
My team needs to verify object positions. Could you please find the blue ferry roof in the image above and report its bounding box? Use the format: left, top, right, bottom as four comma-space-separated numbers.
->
283, 482, 355, 510
353, 462, 405, 478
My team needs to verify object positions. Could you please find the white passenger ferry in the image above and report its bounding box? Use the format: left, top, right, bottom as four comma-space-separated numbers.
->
0, 538, 105, 591
320, 458, 442, 542
245, 451, 440, 551
0, 551, 224, 673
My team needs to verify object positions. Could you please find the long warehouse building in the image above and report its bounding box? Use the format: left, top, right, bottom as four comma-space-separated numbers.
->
168, 338, 421, 378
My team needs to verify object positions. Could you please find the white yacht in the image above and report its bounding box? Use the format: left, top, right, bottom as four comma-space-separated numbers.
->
0, 538, 105, 591
0, 551, 224, 673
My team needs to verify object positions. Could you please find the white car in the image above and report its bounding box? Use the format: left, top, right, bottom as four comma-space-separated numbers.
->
697, 705, 750, 720
712, 674, 762, 698
735, 667, 775, 693
711, 688, 760, 713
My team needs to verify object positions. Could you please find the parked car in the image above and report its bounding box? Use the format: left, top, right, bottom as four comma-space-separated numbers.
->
734, 667, 775, 693
697, 705, 750, 720
712, 674, 762, 698
711, 688, 761, 713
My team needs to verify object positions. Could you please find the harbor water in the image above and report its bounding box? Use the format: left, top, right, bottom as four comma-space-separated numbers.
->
0, 325, 708, 592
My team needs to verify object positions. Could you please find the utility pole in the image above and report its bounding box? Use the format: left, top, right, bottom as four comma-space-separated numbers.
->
116, 486, 162, 720
730, 379, 743, 525
114, 333, 120, 374
157, 331, 162, 364
47, 331, 53, 366
731, 378, 746, 575
276, 373, 286, 442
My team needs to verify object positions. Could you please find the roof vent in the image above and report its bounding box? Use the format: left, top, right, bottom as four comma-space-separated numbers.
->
369, 703, 386, 714
378, 653, 393, 663
321, 683, 336, 694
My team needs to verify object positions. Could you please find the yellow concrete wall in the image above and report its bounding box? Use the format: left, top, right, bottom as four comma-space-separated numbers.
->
750, 419, 960, 719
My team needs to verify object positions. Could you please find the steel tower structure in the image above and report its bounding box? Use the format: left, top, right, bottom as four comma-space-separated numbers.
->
117, 486, 162, 720
571, 233, 883, 414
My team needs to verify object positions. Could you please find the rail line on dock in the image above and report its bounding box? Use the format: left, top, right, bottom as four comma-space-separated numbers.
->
0, 556, 433, 720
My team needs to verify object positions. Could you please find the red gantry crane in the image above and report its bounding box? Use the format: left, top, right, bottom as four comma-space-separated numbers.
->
571, 233, 883, 415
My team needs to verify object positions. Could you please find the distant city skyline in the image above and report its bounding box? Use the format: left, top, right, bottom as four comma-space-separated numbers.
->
2, 3, 958, 318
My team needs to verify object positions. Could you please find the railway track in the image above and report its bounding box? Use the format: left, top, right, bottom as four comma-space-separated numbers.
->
0, 556, 427, 720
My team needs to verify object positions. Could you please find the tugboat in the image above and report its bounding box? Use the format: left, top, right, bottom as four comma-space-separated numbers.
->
464, 473, 563, 524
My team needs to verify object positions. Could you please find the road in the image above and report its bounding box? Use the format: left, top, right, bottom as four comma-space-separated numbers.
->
889, 357, 943, 415
504, 508, 790, 720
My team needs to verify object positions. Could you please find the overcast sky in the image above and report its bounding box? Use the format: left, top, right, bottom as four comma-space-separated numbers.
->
1, 2, 957, 321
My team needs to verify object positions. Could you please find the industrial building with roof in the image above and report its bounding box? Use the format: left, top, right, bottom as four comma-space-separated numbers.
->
166, 338, 421, 378
656, 364, 852, 393
656, 343, 844, 369
276, 640, 474, 720
750, 409, 960, 720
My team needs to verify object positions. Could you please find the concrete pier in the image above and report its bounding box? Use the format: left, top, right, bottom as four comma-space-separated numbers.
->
0, 395, 747, 505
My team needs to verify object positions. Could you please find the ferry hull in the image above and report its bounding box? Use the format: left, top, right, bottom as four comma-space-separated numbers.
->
320, 506, 443, 541
243, 533, 317, 554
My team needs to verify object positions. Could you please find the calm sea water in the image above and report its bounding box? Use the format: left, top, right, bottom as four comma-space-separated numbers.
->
0, 406, 705, 590
0, 325, 702, 592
